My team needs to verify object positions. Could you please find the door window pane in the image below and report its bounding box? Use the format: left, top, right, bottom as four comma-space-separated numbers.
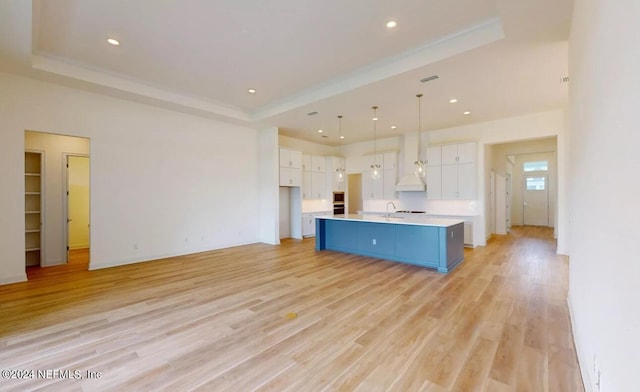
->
526, 177, 546, 190
523, 161, 548, 171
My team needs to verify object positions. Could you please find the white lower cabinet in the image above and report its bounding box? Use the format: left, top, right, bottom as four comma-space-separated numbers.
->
463, 222, 473, 247
302, 212, 331, 237
430, 214, 475, 247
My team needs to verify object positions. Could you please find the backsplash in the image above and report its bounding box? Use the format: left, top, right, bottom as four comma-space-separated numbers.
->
302, 199, 332, 213
363, 193, 479, 216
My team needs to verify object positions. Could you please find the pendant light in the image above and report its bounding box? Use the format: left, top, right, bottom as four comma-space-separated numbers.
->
335, 115, 345, 183
414, 93, 426, 178
370, 106, 381, 180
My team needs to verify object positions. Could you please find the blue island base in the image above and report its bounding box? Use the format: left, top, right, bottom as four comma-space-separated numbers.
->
315, 217, 464, 274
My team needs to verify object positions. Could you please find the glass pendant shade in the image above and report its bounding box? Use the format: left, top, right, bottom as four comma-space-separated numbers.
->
414, 160, 426, 178
370, 164, 381, 180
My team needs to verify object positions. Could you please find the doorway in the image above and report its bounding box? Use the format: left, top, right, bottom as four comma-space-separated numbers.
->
65, 155, 90, 263
25, 131, 90, 272
523, 174, 549, 226
347, 173, 362, 214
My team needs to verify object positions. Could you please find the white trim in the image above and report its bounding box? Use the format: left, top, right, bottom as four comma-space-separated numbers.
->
62, 152, 90, 265
88, 240, 260, 271
0, 273, 28, 286
567, 293, 592, 392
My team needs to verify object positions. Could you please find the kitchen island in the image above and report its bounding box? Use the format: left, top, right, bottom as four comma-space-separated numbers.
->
315, 214, 464, 273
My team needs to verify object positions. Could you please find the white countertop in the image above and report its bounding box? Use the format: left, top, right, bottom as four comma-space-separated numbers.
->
317, 214, 464, 227
358, 210, 480, 218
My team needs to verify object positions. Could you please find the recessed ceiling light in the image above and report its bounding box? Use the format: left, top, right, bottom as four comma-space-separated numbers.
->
339, 135, 345, 139
386, 21, 397, 29
248, 88, 256, 94
390, 125, 397, 129
449, 98, 458, 104
317, 129, 323, 133
107, 38, 120, 46
464, 111, 471, 115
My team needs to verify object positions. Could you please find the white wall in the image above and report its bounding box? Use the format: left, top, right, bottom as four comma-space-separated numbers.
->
568, 0, 640, 391
278, 135, 338, 156
258, 127, 280, 245
0, 72, 261, 284
25, 132, 90, 265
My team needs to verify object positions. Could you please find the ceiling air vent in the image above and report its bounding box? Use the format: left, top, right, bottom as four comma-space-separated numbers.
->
420, 75, 439, 83
307, 111, 319, 116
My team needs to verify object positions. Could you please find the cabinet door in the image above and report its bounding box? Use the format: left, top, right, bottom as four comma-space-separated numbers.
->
302, 155, 311, 171
289, 150, 302, 169
312, 171, 326, 199
382, 169, 396, 200
441, 165, 458, 199
463, 222, 473, 246
441, 144, 459, 165
426, 146, 442, 166
279, 168, 291, 186
457, 163, 475, 199
302, 214, 315, 237
383, 152, 397, 170
302, 171, 312, 199
362, 173, 374, 200
426, 165, 442, 200
372, 175, 384, 199
279, 149, 290, 167
457, 142, 476, 164
312, 155, 326, 173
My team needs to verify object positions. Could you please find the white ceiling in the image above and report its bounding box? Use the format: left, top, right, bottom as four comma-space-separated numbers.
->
0, 0, 573, 145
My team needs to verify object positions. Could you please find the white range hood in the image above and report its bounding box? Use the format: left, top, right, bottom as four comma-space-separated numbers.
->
395, 132, 426, 192
395, 174, 426, 192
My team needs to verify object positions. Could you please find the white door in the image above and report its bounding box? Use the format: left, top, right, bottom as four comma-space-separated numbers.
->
506, 172, 512, 229
67, 156, 90, 260
523, 174, 549, 226
279, 187, 290, 238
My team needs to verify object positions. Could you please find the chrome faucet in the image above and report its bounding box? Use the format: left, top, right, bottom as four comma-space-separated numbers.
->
385, 201, 396, 217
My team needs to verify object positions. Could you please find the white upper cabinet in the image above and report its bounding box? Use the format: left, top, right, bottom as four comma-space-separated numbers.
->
311, 156, 326, 173
426, 142, 476, 200
426, 165, 442, 200
456, 142, 476, 164
426, 146, 442, 166
280, 148, 302, 168
383, 152, 397, 170
302, 154, 329, 199
280, 167, 302, 187
302, 155, 312, 171
441, 142, 476, 165
441, 144, 459, 165
279, 148, 302, 186
361, 151, 397, 200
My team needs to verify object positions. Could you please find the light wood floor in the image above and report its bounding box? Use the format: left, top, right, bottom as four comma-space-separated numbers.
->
0, 227, 583, 391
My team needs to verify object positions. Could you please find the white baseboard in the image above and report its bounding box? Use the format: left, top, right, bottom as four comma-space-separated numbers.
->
0, 273, 28, 286
69, 244, 89, 250
89, 240, 260, 271
567, 293, 592, 392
